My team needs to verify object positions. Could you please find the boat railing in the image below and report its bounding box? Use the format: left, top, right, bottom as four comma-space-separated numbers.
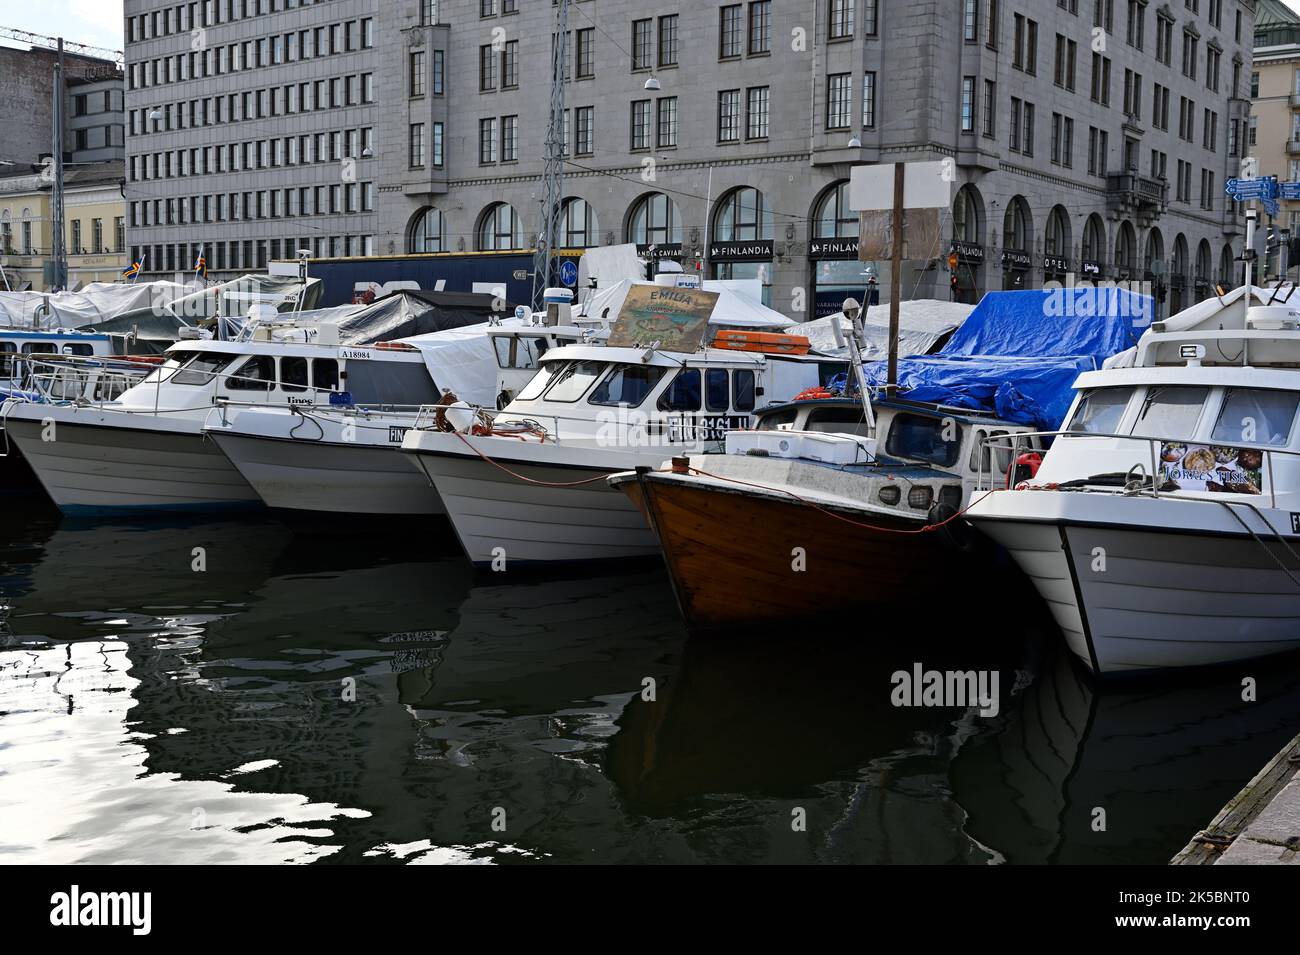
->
6, 354, 155, 406
975, 429, 1297, 510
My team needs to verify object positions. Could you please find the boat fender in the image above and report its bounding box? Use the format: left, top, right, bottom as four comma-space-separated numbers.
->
928, 502, 978, 554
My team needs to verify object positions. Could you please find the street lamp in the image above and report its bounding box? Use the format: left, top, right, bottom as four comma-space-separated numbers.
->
644, 76, 661, 91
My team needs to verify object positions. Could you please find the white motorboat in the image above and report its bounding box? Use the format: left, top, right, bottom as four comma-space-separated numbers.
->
967, 284, 1300, 675
401, 340, 833, 568
1, 317, 443, 516
203, 319, 602, 521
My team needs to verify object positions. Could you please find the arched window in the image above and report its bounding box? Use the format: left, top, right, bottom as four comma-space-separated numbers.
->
1081, 215, 1106, 264
952, 185, 982, 243
477, 202, 524, 251
1003, 196, 1031, 251
813, 181, 857, 239
1196, 239, 1213, 281
409, 208, 444, 253
1172, 234, 1189, 278
1144, 228, 1164, 274
1115, 221, 1137, 274
560, 197, 599, 248
20, 207, 33, 255
627, 192, 681, 246
1044, 205, 1070, 257
713, 187, 773, 241
1220, 243, 1236, 285
0, 210, 11, 254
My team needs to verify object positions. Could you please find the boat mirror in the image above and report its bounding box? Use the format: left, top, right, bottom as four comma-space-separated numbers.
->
841, 297, 861, 322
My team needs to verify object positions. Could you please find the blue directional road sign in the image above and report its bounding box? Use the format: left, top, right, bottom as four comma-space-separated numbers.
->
1225, 176, 1280, 201
1264, 197, 1281, 218
1281, 181, 1300, 201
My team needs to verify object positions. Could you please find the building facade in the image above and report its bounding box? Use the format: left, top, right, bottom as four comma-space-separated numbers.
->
1251, 0, 1300, 273
122, 0, 380, 277
124, 0, 1255, 319
0, 162, 128, 291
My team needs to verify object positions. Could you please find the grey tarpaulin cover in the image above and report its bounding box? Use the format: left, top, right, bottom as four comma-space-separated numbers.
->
313, 289, 515, 345
788, 299, 974, 359
79, 274, 326, 351
0, 280, 196, 330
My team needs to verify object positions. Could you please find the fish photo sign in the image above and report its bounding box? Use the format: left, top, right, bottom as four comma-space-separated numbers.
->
607, 285, 718, 351
1158, 441, 1265, 495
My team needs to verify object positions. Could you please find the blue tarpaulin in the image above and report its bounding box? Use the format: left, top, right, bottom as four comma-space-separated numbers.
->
835, 287, 1154, 430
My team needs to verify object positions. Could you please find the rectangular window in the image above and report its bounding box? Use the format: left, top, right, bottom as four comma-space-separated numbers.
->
632, 19, 653, 69
479, 45, 496, 91
658, 15, 679, 67
410, 51, 425, 97
631, 99, 651, 149
501, 115, 518, 162
719, 89, 741, 142
961, 77, 976, 133
576, 28, 594, 78
409, 123, 425, 168
863, 72, 877, 129
746, 87, 769, 139
748, 1, 771, 54
827, 73, 852, 130
575, 106, 594, 155
657, 97, 678, 147
720, 5, 743, 57
479, 117, 497, 163
830, 0, 854, 39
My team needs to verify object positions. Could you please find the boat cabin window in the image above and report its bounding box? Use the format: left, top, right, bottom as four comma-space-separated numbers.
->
281, 356, 309, 393
171, 351, 237, 386
733, 370, 756, 412
757, 406, 800, 430
1131, 385, 1208, 442
705, 369, 729, 412
588, 364, 667, 408
659, 368, 702, 411
226, 355, 276, 391
312, 358, 339, 391
1068, 387, 1134, 435
885, 413, 962, 467
541, 359, 605, 403
804, 406, 869, 435
0, 342, 14, 376
1211, 388, 1300, 448
494, 334, 550, 370
61, 343, 94, 356
516, 361, 563, 402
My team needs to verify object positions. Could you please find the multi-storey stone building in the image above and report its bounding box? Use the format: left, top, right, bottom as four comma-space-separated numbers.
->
122, 0, 380, 276
1251, 0, 1300, 271
125, 0, 1256, 319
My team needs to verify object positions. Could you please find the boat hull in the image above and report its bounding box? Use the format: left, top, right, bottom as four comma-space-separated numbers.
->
970, 492, 1300, 674
208, 430, 445, 517
3, 413, 261, 515
623, 471, 948, 630
403, 435, 660, 567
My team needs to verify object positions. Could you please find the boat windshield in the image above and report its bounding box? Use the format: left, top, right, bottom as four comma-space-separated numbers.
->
1132, 385, 1208, 441
541, 360, 606, 402
516, 361, 562, 402
885, 413, 961, 467
587, 364, 667, 407
1067, 386, 1134, 434
171, 352, 238, 387
1211, 388, 1300, 447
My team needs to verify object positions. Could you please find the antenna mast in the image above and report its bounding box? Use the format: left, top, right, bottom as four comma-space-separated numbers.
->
531, 0, 569, 312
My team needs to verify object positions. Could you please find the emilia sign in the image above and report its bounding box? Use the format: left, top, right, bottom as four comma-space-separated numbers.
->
607, 285, 718, 351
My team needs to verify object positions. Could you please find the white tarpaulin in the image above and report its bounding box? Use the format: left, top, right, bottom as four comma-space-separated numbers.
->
399, 318, 527, 409
0, 280, 196, 330
577, 244, 646, 291
788, 299, 974, 359
579, 279, 794, 329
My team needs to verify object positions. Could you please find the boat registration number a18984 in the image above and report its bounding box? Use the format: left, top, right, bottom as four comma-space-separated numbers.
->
648, 415, 749, 442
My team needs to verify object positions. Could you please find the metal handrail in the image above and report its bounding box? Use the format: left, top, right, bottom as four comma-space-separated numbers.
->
976, 428, 1300, 509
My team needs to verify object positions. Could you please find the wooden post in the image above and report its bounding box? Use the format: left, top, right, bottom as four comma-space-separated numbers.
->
888, 162, 905, 394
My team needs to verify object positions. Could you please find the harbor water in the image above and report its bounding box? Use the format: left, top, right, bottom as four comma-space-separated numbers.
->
3, 496, 1300, 865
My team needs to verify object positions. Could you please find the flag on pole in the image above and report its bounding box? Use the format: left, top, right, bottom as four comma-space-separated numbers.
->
122, 259, 142, 278
193, 250, 207, 278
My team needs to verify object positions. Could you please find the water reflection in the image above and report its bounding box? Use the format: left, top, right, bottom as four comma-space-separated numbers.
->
1, 515, 1298, 864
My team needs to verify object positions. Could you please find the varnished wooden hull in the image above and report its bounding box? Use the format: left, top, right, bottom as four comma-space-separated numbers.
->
629, 473, 953, 630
